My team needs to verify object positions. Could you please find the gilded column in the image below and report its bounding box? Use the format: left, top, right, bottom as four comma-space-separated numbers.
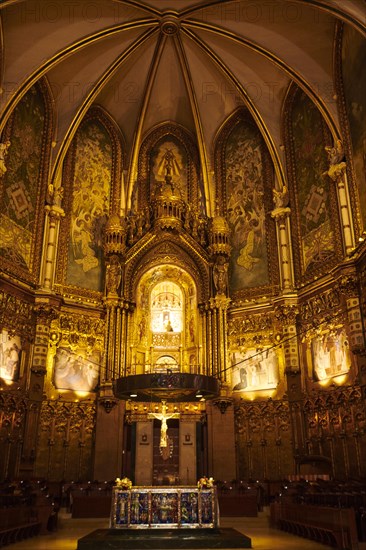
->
21, 303, 59, 475
102, 213, 127, 382
323, 141, 355, 255
40, 186, 65, 290
199, 305, 207, 375
40, 205, 65, 290
274, 304, 305, 457
271, 201, 294, 292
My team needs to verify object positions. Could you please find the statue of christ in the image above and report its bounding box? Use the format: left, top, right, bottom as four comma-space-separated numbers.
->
148, 400, 180, 448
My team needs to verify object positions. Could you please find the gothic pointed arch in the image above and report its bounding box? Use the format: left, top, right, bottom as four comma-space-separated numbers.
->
283, 82, 343, 284
0, 77, 54, 284
125, 234, 210, 304
214, 107, 279, 299
56, 106, 125, 298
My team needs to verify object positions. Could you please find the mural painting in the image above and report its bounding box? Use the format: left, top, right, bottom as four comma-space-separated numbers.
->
225, 122, 269, 291
53, 347, 100, 392
0, 85, 45, 271
291, 90, 335, 274
231, 348, 279, 392
0, 329, 21, 381
342, 24, 366, 231
311, 328, 351, 382
66, 120, 112, 291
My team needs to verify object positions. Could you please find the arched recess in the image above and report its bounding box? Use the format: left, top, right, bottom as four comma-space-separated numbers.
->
214, 108, 279, 299
129, 264, 200, 375
125, 235, 210, 305
283, 83, 343, 285
56, 106, 125, 297
334, 22, 366, 239
0, 77, 54, 285
131, 122, 204, 215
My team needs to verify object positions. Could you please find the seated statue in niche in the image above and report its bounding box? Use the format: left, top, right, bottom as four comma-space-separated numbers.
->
165, 318, 174, 332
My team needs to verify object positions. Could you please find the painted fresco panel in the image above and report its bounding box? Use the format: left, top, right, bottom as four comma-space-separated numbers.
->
66, 120, 111, 291
0, 86, 44, 271
311, 328, 351, 382
149, 136, 188, 201
231, 348, 279, 392
342, 24, 366, 230
53, 347, 100, 392
291, 91, 335, 274
225, 123, 269, 290
0, 329, 21, 381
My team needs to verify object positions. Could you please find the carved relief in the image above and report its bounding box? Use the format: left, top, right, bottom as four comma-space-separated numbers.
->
235, 399, 292, 480
0, 290, 34, 340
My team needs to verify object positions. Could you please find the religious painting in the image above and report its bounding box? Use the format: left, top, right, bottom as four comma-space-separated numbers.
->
291, 89, 336, 275
66, 119, 112, 291
115, 491, 129, 525
200, 490, 214, 525
0, 329, 21, 381
130, 492, 149, 525
149, 136, 188, 202
225, 122, 270, 290
311, 328, 351, 382
53, 347, 100, 392
231, 348, 279, 392
181, 491, 199, 525
151, 491, 178, 525
0, 85, 45, 273
341, 24, 366, 231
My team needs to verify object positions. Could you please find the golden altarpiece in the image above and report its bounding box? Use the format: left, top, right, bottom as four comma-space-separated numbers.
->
0, 94, 366, 488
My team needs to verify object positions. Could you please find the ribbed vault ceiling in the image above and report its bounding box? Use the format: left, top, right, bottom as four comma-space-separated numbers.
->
0, 0, 365, 214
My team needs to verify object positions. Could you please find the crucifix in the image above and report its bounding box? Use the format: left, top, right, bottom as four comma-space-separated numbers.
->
148, 400, 180, 448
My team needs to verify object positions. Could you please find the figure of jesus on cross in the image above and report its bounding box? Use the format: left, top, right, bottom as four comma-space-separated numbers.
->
148, 400, 180, 448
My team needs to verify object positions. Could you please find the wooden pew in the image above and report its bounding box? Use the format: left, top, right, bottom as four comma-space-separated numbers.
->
270, 502, 359, 549
0, 506, 41, 548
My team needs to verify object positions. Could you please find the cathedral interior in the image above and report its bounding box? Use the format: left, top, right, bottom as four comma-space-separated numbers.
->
0, 0, 366, 508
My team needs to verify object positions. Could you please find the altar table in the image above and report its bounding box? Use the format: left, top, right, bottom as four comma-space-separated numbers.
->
110, 486, 219, 529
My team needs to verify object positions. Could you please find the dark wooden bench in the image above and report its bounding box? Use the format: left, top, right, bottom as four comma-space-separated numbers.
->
0, 521, 41, 547
270, 502, 359, 549
0, 506, 42, 548
279, 517, 346, 548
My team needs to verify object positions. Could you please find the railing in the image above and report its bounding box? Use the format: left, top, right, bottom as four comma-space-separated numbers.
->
152, 332, 181, 348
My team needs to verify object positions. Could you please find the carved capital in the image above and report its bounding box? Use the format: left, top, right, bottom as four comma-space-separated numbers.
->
212, 397, 232, 414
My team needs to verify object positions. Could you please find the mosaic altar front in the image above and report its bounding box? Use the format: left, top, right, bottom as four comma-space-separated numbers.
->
110, 487, 219, 529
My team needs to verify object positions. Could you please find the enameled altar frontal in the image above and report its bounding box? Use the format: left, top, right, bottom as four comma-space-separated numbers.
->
110, 486, 219, 529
